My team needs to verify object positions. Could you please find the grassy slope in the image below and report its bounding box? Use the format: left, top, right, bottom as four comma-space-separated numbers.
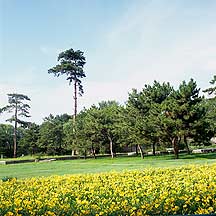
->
0, 153, 216, 179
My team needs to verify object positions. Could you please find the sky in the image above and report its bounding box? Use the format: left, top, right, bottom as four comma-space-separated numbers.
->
0, 0, 216, 124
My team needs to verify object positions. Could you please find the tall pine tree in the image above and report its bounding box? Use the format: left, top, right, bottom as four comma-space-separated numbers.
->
1, 93, 31, 158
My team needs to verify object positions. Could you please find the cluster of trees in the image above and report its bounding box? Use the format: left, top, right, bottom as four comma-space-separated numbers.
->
0, 48, 86, 158
1, 47, 216, 159
1, 77, 216, 159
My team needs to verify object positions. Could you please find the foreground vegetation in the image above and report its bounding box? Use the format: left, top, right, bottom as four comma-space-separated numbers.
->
1, 153, 216, 179
1, 163, 216, 215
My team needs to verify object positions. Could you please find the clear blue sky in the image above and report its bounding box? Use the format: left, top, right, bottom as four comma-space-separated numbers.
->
0, 0, 216, 124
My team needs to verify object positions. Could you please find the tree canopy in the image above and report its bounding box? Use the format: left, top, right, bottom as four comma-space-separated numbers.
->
48, 48, 86, 118
0, 76, 216, 159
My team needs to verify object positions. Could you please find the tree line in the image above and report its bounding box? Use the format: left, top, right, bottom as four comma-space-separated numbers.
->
0, 48, 216, 159
0, 77, 216, 159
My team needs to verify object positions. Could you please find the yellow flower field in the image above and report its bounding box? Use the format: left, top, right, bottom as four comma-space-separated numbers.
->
0, 164, 216, 215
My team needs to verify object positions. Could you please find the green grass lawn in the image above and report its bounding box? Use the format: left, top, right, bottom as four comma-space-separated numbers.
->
1, 153, 216, 179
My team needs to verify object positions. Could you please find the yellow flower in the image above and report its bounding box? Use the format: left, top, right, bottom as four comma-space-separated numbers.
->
1, 163, 216, 215
195, 196, 200, 202
5, 212, 14, 216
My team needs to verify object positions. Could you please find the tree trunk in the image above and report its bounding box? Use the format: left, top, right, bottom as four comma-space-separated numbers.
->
13, 104, 18, 158
172, 137, 179, 159
184, 136, 191, 154
71, 149, 76, 156
74, 80, 78, 119
135, 144, 138, 156
92, 145, 96, 159
71, 80, 78, 156
152, 143, 156, 156
108, 136, 114, 158
138, 144, 144, 159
